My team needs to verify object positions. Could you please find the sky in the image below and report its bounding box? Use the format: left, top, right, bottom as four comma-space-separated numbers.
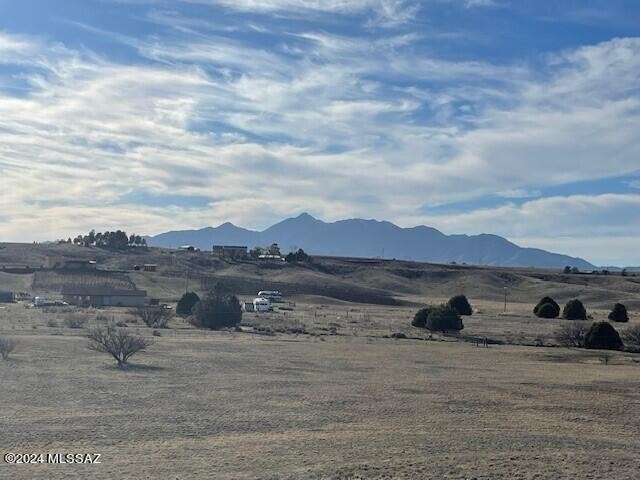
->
0, 0, 639, 266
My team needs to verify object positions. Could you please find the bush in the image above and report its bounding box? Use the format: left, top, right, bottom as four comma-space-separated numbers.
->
622, 325, 640, 349
447, 295, 472, 316
285, 248, 311, 263
425, 305, 464, 333
536, 303, 560, 319
533, 297, 560, 318
562, 299, 587, 320
64, 314, 88, 329
176, 292, 200, 316
87, 326, 152, 367
191, 292, 242, 330
555, 323, 588, 347
412, 306, 433, 328
137, 307, 172, 328
0, 337, 17, 360
608, 303, 629, 323
584, 322, 623, 351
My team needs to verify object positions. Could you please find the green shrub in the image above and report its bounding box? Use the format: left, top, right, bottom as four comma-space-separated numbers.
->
425, 305, 464, 333
191, 293, 242, 330
447, 295, 472, 316
608, 303, 628, 323
176, 292, 200, 316
562, 299, 587, 320
584, 322, 623, 351
285, 248, 311, 263
534, 297, 560, 318
537, 302, 560, 319
412, 306, 433, 328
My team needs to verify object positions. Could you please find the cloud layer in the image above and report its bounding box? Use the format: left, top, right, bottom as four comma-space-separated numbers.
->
0, 2, 639, 265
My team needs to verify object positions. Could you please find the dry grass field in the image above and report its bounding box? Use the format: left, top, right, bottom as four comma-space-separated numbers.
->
1, 301, 640, 480
1, 243, 640, 479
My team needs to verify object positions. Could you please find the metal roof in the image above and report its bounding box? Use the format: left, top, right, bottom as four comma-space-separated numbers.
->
61, 286, 147, 296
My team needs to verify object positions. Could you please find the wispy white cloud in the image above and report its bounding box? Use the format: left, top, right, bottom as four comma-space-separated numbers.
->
402, 194, 640, 264
464, 0, 506, 8
0, 17, 639, 264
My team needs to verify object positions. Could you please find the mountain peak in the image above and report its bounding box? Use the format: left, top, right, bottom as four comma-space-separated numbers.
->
217, 221, 237, 229
296, 212, 316, 220
147, 214, 595, 269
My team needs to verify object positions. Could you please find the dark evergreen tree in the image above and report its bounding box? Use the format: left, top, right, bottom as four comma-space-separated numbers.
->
534, 297, 560, 318
608, 303, 629, 323
447, 295, 472, 316
584, 322, 623, 350
177, 292, 200, 316
191, 292, 242, 330
411, 306, 433, 328
563, 299, 587, 320
425, 305, 464, 333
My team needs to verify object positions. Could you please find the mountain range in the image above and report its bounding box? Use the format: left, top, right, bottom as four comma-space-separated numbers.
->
146, 213, 595, 269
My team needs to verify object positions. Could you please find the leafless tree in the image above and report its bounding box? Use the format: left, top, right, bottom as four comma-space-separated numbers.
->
137, 307, 172, 329
87, 326, 152, 367
0, 337, 17, 360
64, 314, 88, 329
622, 324, 640, 350
555, 322, 588, 347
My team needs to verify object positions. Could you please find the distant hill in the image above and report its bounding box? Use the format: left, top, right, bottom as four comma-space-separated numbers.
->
146, 213, 595, 269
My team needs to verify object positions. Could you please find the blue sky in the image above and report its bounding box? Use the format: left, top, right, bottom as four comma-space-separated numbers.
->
0, 0, 639, 265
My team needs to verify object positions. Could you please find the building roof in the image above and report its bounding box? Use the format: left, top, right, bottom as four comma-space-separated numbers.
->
212, 245, 248, 249
61, 286, 147, 296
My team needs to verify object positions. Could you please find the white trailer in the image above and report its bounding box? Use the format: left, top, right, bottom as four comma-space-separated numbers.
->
253, 297, 272, 312
257, 290, 283, 302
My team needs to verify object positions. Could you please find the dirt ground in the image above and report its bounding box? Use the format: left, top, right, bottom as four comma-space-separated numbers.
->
1, 301, 640, 480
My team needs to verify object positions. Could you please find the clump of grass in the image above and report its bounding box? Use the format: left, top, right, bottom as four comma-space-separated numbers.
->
64, 314, 87, 329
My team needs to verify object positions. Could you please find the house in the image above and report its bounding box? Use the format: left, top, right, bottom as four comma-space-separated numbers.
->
179, 245, 200, 252
258, 254, 284, 261
212, 245, 248, 259
253, 297, 272, 312
0, 291, 15, 303
61, 286, 147, 308
48, 256, 97, 270
134, 264, 157, 272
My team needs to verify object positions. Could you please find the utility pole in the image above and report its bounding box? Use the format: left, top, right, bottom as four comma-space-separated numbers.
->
503, 286, 508, 313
